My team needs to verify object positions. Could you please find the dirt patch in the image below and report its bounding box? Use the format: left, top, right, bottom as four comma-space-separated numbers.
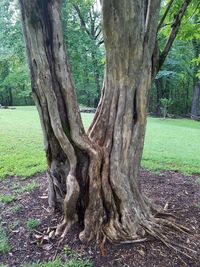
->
0, 169, 200, 266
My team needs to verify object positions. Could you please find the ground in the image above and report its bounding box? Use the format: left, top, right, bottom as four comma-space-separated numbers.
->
0, 169, 199, 267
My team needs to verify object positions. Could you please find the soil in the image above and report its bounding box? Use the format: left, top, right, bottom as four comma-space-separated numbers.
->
0, 169, 200, 267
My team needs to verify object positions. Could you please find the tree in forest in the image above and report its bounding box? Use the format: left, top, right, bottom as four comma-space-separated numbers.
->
0, 0, 32, 106
191, 38, 200, 118
149, 0, 200, 117
62, 0, 104, 107
19, 0, 193, 250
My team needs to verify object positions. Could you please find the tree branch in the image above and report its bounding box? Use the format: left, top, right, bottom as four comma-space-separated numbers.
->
73, 4, 91, 37
157, 0, 175, 32
95, 28, 102, 40
98, 39, 104, 46
158, 0, 192, 70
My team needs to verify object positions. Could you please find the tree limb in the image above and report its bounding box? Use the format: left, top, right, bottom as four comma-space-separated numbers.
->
157, 0, 175, 32
158, 0, 192, 70
73, 4, 91, 37
98, 39, 104, 46
95, 28, 102, 40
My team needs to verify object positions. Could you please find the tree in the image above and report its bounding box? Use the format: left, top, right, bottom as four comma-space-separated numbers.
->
0, 0, 33, 106
62, 0, 104, 107
149, 0, 200, 117
19, 0, 192, 247
191, 38, 200, 118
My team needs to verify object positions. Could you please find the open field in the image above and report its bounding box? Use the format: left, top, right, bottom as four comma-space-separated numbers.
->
0, 106, 200, 179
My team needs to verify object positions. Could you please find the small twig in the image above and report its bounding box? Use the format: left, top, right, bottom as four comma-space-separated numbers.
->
176, 254, 190, 267
120, 238, 148, 244
42, 205, 50, 213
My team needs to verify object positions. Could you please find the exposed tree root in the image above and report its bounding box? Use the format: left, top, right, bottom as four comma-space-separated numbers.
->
55, 173, 79, 238
100, 212, 197, 261
141, 218, 197, 260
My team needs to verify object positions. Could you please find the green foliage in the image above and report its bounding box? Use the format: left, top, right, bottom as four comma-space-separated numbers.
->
0, 194, 15, 204
62, 0, 104, 107
26, 218, 40, 230
0, 224, 10, 254
0, 0, 32, 106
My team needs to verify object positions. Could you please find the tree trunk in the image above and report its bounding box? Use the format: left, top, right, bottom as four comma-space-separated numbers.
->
19, 0, 186, 245
191, 37, 200, 119
191, 81, 200, 118
8, 87, 13, 106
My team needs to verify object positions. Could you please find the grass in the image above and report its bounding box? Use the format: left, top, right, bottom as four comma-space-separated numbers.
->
26, 218, 40, 230
196, 177, 200, 185
0, 106, 200, 178
23, 258, 93, 267
13, 181, 39, 193
0, 194, 15, 204
0, 224, 10, 254
11, 204, 22, 213
143, 117, 200, 174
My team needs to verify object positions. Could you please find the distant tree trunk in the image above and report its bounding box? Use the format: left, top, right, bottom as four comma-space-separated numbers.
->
191, 38, 200, 119
191, 81, 200, 118
8, 87, 13, 106
19, 0, 191, 246
155, 78, 163, 116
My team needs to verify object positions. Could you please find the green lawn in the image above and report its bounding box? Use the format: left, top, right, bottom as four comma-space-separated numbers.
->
0, 106, 199, 179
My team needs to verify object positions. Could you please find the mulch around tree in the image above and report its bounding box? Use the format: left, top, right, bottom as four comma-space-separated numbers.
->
0, 169, 200, 267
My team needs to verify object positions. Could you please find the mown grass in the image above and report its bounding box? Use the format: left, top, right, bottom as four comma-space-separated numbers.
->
0, 106, 199, 179
143, 117, 200, 174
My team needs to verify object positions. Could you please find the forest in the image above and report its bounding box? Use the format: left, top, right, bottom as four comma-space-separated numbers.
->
0, 0, 199, 118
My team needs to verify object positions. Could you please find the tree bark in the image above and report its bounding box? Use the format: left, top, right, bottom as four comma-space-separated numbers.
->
191, 37, 200, 119
191, 81, 200, 118
19, 0, 191, 247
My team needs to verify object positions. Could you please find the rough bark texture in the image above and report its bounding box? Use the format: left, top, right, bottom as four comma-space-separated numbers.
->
19, 0, 193, 249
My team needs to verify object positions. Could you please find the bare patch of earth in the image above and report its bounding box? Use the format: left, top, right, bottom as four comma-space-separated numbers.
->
0, 169, 199, 266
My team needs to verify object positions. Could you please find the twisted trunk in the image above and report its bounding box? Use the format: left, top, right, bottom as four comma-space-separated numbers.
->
19, 0, 178, 243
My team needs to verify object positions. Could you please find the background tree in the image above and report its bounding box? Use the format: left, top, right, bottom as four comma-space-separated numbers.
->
149, 0, 200, 117
0, 0, 33, 106
0, 0, 104, 107
62, 0, 104, 107
18, 0, 195, 254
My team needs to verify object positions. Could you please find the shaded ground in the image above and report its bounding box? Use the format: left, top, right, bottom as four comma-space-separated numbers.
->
0, 169, 200, 267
